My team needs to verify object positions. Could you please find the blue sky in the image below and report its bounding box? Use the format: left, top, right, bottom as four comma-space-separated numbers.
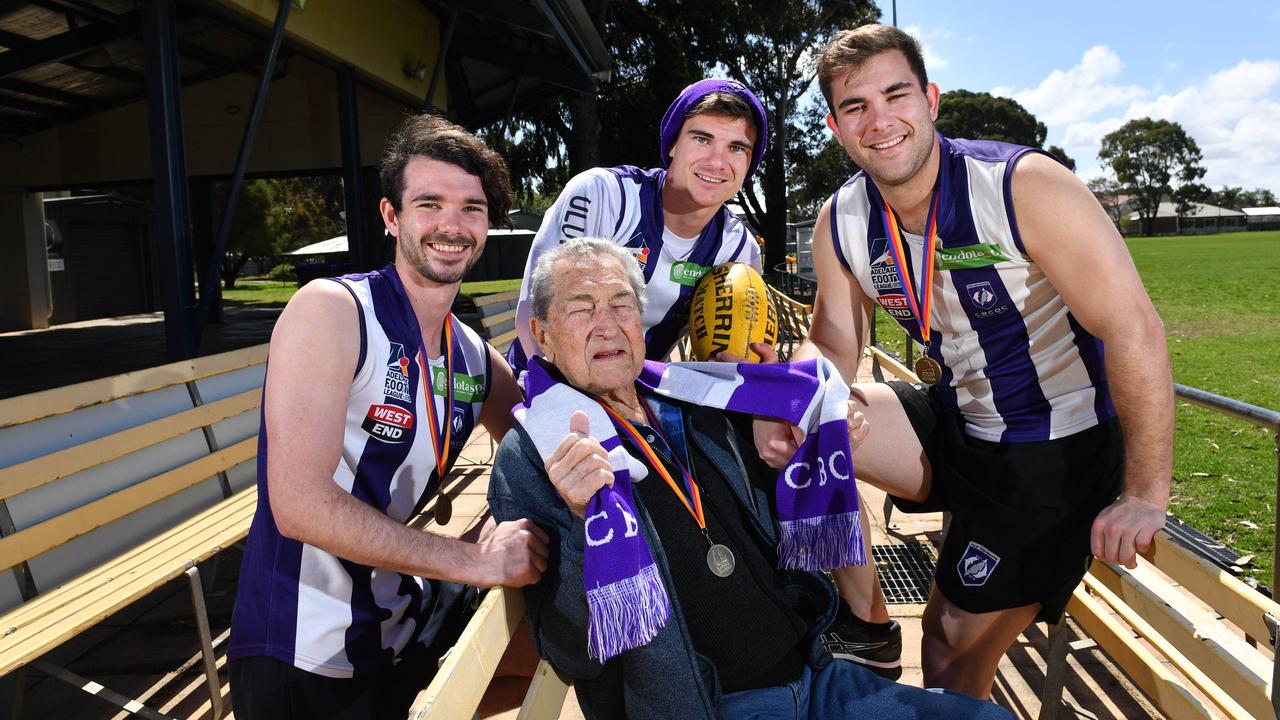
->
865, 0, 1280, 196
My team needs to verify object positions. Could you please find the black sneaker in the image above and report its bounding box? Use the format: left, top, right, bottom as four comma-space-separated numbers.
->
819, 603, 903, 680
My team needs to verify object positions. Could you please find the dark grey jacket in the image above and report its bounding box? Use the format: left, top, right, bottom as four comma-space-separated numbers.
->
488, 401, 838, 720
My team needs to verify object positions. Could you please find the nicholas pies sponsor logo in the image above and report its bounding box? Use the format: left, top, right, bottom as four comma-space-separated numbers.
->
362, 404, 414, 443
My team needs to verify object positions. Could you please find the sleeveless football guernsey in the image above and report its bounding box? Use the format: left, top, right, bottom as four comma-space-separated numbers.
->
829, 137, 1114, 443
229, 264, 491, 677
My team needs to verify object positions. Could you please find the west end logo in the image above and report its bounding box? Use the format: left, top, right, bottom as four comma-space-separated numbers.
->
362, 404, 414, 443
383, 343, 412, 402
958, 541, 1000, 586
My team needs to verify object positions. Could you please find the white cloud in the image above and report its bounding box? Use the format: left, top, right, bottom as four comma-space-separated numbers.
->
994, 46, 1146, 125
1061, 60, 1280, 191
902, 24, 950, 71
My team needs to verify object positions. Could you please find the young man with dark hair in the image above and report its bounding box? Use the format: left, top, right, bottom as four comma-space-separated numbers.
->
227, 113, 550, 719
764, 23, 1174, 697
510, 79, 768, 366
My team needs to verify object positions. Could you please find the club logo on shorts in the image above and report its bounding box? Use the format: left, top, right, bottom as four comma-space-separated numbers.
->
383, 342, 413, 402
958, 541, 1000, 587
362, 404, 414, 443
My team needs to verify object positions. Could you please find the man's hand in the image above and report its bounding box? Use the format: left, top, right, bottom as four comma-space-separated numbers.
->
715, 341, 777, 364
847, 400, 870, 449
545, 411, 615, 518
1091, 494, 1167, 568
477, 518, 550, 587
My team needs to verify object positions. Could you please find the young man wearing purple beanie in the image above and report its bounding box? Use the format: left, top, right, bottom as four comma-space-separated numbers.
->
511, 79, 766, 367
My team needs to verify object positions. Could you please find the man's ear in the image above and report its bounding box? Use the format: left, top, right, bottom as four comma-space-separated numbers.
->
530, 316, 552, 362
379, 197, 399, 237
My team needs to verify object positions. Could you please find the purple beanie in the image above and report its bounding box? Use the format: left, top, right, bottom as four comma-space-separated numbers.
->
658, 78, 769, 181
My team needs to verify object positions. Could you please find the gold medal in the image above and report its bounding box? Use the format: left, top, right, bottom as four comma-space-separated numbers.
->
706, 543, 736, 578
914, 356, 943, 386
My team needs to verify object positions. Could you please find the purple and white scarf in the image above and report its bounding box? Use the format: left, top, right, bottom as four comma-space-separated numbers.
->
515, 356, 864, 662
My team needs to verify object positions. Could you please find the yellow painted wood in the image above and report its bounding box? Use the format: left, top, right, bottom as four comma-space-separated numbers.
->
0, 344, 267, 429
1089, 560, 1272, 718
489, 329, 518, 352
866, 346, 918, 382
0, 389, 260, 501
408, 586, 524, 720
471, 290, 521, 309
1142, 530, 1280, 651
516, 659, 572, 720
480, 308, 517, 329
0, 438, 256, 571
1081, 573, 1253, 720
0, 487, 258, 676
1066, 585, 1215, 719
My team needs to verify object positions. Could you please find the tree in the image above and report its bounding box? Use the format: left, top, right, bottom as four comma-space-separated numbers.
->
1088, 175, 1125, 225
214, 179, 279, 288
1239, 188, 1278, 207
1206, 185, 1278, 209
1046, 144, 1076, 172
936, 90, 1046, 147
1098, 118, 1206, 236
483, 0, 879, 271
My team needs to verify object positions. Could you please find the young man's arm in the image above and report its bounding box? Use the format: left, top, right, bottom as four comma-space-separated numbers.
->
753, 197, 875, 468
478, 343, 521, 441
1012, 152, 1173, 569
264, 281, 548, 587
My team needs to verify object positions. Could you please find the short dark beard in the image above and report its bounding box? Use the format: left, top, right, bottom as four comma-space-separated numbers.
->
401, 232, 482, 284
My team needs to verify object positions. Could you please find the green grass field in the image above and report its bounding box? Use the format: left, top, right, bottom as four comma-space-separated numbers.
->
875, 231, 1280, 585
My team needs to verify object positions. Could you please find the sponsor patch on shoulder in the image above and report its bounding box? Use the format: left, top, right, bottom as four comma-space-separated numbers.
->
362, 404, 414, 443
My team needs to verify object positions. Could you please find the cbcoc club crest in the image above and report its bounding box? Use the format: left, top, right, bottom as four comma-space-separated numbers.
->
958, 541, 1000, 587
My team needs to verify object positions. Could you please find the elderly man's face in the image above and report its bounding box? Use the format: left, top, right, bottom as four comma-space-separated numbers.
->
532, 255, 646, 396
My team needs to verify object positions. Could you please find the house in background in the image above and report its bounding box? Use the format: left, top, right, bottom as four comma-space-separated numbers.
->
1121, 200, 1247, 235
1242, 207, 1280, 231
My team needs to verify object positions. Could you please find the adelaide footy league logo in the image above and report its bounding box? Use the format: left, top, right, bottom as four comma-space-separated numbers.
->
623, 232, 650, 269
383, 342, 413, 402
958, 541, 1000, 587
362, 404, 414, 443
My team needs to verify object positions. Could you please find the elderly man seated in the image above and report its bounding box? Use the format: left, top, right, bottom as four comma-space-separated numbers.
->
488, 237, 1011, 719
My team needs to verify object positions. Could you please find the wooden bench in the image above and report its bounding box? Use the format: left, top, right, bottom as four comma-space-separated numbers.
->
865, 346, 1280, 719
767, 285, 813, 362
458, 290, 521, 354
0, 344, 268, 719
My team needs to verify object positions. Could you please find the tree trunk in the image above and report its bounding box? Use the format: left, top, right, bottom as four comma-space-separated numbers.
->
759, 95, 790, 275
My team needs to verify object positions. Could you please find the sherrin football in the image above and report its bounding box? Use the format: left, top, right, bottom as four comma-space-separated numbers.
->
688, 262, 778, 362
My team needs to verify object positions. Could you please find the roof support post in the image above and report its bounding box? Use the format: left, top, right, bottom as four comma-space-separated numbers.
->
143, 0, 198, 361
338, 64, 368, 272
425, 8, 457, 110
198, 0, 290, 347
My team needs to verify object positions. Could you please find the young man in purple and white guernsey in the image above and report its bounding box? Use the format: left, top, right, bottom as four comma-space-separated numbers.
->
765, 25, 1174, 697
227, 114, 549, 719
509, 78, 766, 368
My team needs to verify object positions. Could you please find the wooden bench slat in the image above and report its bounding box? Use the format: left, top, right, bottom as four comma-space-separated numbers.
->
0, 438, 256, 572
516, 659, 572, 720
480, 308, 517, 329
0, 487, 256, 631
1142, 530, 1280, 651
408, 586, 524, 719
1088, 560, 1272, 718
0, 488, 257, 676
489, 329, 518, 353
1067, 584, 1216, 719
0, 344, 268, 430
471, 290, 520, 308
0, 389, 260, 501
1080, 572, 1253, 719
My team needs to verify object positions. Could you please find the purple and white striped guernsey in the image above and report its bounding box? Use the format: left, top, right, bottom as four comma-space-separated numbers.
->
510, 165, 762, 369
830, 137, 1115, 443
228, 264, 492, 678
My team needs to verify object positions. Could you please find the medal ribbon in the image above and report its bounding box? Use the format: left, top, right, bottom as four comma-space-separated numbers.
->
597, 396, 706, 534
880, 191, 940, 343
417, 316, 456, 480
